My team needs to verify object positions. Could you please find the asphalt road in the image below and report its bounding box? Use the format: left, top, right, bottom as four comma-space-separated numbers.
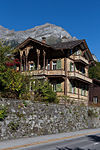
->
1, 128, 100, 150
21, 133, 100, 150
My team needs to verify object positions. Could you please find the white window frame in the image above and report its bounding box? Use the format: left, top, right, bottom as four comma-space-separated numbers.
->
52, 61, 57, 70
93, 97, 98, 104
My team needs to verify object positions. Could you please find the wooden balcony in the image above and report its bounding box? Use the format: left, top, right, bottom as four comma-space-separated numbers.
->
74, 55, 89, 65
22, 69, 65, 76
68, 71, 92, 84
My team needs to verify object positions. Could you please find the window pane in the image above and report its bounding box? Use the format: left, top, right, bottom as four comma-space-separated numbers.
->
52, 61, 57, 70
93, 97, 98, 104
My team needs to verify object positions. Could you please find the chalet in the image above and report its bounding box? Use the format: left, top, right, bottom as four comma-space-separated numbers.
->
15, 37, 94, 105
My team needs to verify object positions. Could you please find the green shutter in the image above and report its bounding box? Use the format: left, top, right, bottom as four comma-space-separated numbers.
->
56, 83, 62, 92
70, 82, 72, 93
74, 87, 76, 94
56, 59, 61, 69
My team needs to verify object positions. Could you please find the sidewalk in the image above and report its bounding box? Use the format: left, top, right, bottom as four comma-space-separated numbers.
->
0, 128, 100, 150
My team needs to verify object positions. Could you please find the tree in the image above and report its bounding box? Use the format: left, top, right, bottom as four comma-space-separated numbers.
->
0, 68, 30, 98
89, 62, 100, 80
0, 42, 12, 69
0, 43, 30, 99
34, 80, 58, 103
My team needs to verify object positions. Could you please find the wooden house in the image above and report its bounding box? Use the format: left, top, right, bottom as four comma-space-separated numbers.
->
15, 37, 94, 105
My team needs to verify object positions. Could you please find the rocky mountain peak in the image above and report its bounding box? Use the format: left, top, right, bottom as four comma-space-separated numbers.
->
0, 23, 77, 47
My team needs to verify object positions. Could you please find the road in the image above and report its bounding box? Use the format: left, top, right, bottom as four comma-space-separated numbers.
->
1, 128, 100, 150
22, 134, 100, 150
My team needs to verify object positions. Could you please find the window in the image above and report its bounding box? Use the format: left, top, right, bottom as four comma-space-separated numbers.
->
93, 97, 98, 104
70, 49, 73, 55
70, 82, 76, 94
29, 63, 35, 70
47, 60, 50, 70
52, 83, 57, 92
56, 83, 62, 92
81, 87, 84, 96
75, 50, 81, 56
81, 67, 85, 74
81, 85, 87, 96
52, 83, 62, 92
70, 62, 74, 72
52, 61, 57, 70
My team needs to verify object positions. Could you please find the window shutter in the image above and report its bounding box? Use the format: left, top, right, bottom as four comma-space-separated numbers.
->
56, 83, 62, 92
56, 59, 61, 69
70, 82, 72, 92
74, 87, 76, 94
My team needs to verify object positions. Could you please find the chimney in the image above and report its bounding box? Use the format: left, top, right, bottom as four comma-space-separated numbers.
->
42, 37, 46, 44
61, 36, 68, 42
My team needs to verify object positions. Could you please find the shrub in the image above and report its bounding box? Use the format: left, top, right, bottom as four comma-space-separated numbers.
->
0, 105, 7, 121
34, 80, 58, 103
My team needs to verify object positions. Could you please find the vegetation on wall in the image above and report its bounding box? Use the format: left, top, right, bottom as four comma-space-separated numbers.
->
0, 105, 7, 121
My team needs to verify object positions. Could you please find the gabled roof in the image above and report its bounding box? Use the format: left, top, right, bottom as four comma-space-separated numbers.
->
16, 37, 52, 49
52, 39, 84, 49
16, 37, 94, 63
52, 39, 94, 62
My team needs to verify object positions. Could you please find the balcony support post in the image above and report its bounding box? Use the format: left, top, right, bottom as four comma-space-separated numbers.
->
37, 49, 40, 70
23, 56, 25, 71
20, 56, 22, 72
25, 47, 30, 71
78, 82, 80, 100
46, 59, 48, 70
20, 51, 23, 72
43, 50, 46, 71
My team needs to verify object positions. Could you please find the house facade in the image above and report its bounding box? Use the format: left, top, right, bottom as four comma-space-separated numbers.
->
89, 79, 100, 104
15, 37, 94, 105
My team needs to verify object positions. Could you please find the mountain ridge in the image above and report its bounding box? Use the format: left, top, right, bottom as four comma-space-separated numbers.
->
0, 23, 77, 47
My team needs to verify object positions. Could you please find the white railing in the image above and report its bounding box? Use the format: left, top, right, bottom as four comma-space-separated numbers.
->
22, 69, 65, 76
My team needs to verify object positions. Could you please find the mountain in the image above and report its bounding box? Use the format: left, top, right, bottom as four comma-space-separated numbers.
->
0, 23, 77, 47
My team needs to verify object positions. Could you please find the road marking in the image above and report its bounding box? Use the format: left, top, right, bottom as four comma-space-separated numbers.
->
1, 130, 100, 150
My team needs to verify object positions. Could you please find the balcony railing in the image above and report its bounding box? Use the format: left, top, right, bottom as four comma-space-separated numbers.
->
22, 69, 65, 76
73, 55, 89, 65
68, 71, 92, 83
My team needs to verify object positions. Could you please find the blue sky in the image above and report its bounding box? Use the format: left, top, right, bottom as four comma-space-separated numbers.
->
0, 0, 100, 60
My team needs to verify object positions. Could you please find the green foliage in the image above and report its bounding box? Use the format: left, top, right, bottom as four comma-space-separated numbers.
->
0, 43, 30, 99
56, 59, 61, 69
0, 105, 7, 121
0, 42, 11, 68
89, 62, 100, 80
56, 83, 62, 92
0, 68, 30, 99
34, 80, 58, 103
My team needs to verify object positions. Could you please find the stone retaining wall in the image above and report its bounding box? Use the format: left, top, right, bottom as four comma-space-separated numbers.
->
0, 98, 99, 141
